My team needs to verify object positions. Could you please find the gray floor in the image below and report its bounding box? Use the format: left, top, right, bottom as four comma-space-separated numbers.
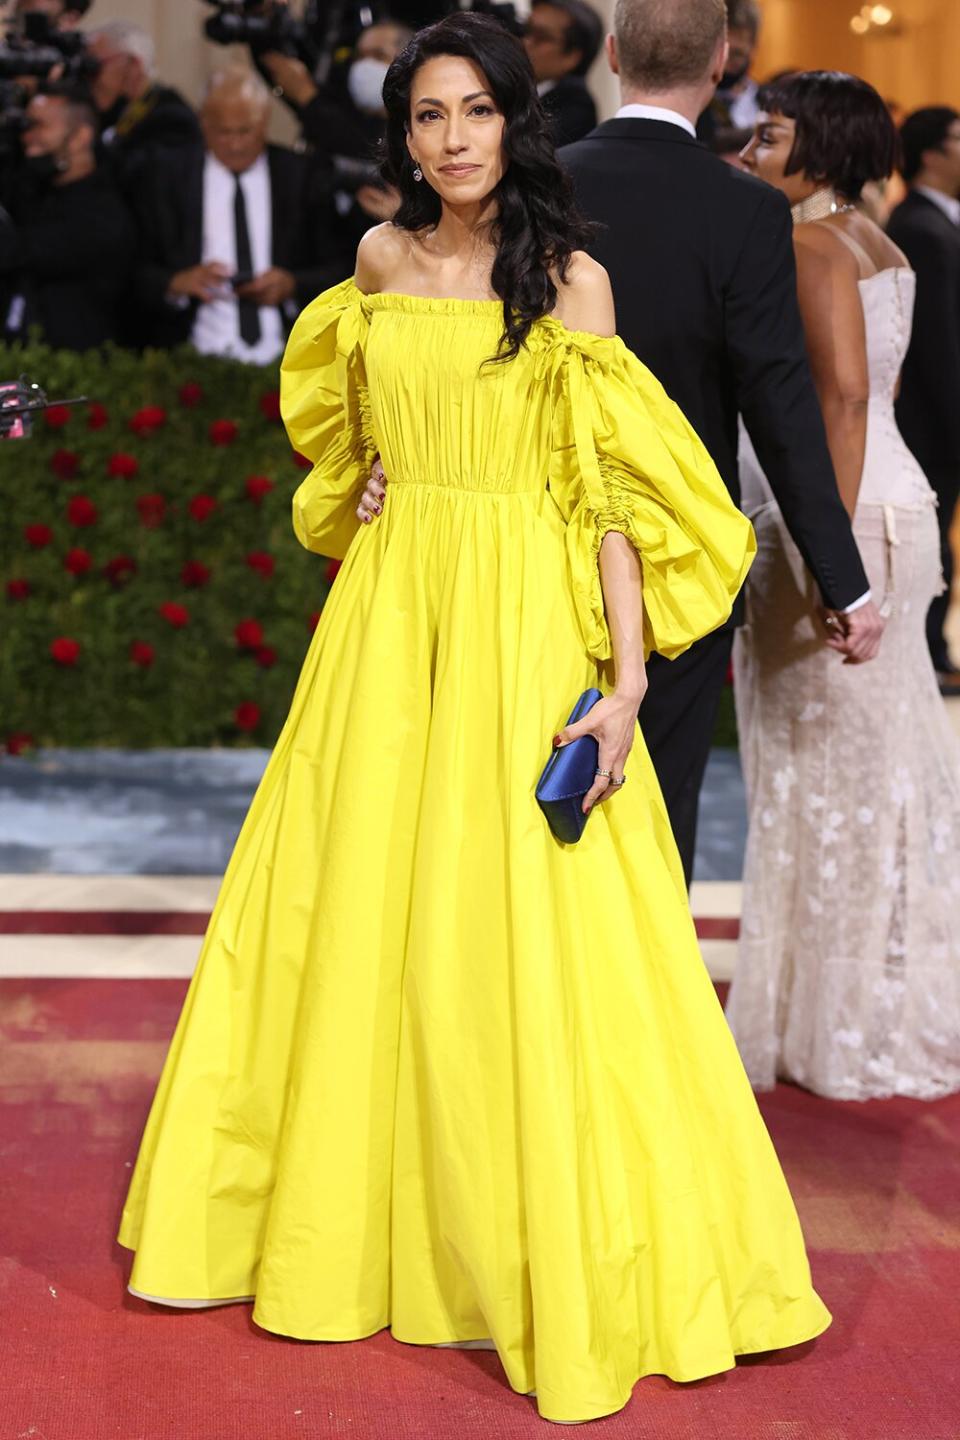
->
0, 747, 747, 881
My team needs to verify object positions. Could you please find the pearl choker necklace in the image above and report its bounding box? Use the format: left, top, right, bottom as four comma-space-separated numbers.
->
791, 186, 857, 225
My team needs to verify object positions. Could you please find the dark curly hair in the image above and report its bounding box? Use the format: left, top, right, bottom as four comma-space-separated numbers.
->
381, 11, 593, 362
757, 70, 897, 200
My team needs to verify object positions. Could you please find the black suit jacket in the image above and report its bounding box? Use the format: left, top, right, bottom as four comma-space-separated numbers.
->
103, 84, 202, 200
0, 169, 136, 351
541, 76, 597, 150
134, 143, 349, 348
560, 119, 869, 612
887, 189, 960, 472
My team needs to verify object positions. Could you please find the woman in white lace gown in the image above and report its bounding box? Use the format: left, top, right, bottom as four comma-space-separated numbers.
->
728, 72, 960, 1101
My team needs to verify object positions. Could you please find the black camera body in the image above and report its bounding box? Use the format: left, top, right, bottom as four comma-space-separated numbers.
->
201, 0, 306, 54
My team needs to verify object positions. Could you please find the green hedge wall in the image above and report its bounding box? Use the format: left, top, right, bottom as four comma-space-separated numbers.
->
1, 340, 335, 751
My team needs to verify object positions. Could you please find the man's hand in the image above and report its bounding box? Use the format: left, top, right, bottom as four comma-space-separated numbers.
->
820, 598, 885, 664
356, 183, 402, 223
260, 52, 319, 108
167, 261, 231, 303
235, 267, 296, 307
357, 459, 386, 523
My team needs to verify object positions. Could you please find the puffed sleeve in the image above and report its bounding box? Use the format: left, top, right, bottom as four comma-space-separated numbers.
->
548, 330, 756, 662
280, 278, 377, 559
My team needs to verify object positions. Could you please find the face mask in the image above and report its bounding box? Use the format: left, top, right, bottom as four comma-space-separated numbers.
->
348, 57, 389, 116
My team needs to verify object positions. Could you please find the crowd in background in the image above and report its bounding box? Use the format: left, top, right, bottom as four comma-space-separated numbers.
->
0, 0, 608, 361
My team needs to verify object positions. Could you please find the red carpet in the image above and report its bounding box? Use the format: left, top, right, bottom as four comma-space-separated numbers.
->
2, 977, 958, 1440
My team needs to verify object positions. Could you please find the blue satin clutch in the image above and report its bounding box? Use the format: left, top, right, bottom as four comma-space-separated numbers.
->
535, 688, 604, 844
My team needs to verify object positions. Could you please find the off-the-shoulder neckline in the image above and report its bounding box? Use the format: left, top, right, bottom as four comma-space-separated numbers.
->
353, 284, 617, 344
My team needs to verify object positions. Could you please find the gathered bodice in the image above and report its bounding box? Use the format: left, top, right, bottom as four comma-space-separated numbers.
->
361, 292, 556, 496
280, 279, 755, 666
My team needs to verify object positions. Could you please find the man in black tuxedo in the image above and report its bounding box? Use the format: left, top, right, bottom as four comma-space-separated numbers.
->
134, 71, 348, 357
560, 0, 883, 882
0, 85, 135, 351
887, 107, 960, 686
523, 0, 603, 148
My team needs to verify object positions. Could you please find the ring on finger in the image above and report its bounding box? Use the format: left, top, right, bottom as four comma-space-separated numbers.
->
609, 774, 626, 787
595, 768, 612, 779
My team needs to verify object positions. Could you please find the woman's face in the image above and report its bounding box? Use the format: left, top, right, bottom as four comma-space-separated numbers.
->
406, 54, 507, 208
740, 111, 820, 205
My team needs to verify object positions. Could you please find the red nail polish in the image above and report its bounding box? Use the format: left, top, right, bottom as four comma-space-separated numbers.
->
552, 735, 561, 748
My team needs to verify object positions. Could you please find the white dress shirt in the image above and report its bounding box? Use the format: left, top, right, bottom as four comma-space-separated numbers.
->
914, 185, 960, 227
191, 151, 285, 366
614, 103, 696, 137
614, 102, 871, 615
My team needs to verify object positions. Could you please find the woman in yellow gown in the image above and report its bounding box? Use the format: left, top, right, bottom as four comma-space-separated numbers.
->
119, 13, 830, 1425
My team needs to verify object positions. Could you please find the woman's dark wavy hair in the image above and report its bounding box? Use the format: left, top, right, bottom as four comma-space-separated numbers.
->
757, 70, 898, 200
381, 11, 594, 361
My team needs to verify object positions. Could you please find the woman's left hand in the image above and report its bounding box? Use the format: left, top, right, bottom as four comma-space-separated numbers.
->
552, 686, 645, 814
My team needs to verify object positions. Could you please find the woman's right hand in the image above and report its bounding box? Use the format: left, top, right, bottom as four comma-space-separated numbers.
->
356, 460, 387, 524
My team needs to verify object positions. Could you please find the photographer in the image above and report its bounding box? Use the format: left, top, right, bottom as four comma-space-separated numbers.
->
87, 22, 201, 198
262, 19, 411, 244
0, 83, 135, 350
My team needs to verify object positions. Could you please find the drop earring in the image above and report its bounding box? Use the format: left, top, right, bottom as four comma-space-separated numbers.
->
412, 159, 423, 182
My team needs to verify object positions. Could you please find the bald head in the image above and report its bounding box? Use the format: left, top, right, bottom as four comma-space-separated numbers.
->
612, 0, 727, 91
201, 69, 271, 173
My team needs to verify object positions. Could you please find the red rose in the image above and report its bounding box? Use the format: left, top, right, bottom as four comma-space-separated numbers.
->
6, 732, 34, 755
307, 610, 321, 633
259, 390, 281, 422
6, 578, 30, 600
159, 601, 189, 628
103, 554, 137, 587
255, 645, 277, 668
234, 701, 261, 732
244, 474, 274, 504
234, 618, 263, 649
25, 524, 54, 549
87, 402, 109, 430
67, 495, 97, 528
245, 551, 275, 578
137, 493, 166, 528
44, 404, 71, 429
50, 448, 79, 480
179, 381, 204, 408
292, 451, 312, 470
50, 636, 81, 665
181, 559, 212, 588
107, 452, 139, 479
129, 405, 167, 436
188, 494, 217, 522
129, 640, 155, 668
209, 419, 238, 446
324, 559, 342, 585
64, 548, 92, 576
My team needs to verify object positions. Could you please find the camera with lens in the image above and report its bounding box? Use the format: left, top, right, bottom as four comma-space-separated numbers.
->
0, 9, 98, 83
201, 0, 307, 54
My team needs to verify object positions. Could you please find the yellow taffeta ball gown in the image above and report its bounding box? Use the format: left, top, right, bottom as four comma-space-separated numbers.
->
118, 279, 830, 1425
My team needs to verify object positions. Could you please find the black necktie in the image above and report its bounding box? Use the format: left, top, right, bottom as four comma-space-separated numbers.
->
233, 173, 261, 346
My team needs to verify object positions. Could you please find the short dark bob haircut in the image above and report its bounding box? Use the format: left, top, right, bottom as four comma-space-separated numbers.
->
757, 70, 897, 200
899, 106, 960, 182
381, 12, 593, 362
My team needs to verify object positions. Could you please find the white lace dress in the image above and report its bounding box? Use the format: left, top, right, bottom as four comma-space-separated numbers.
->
727, 264, 960, 1100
